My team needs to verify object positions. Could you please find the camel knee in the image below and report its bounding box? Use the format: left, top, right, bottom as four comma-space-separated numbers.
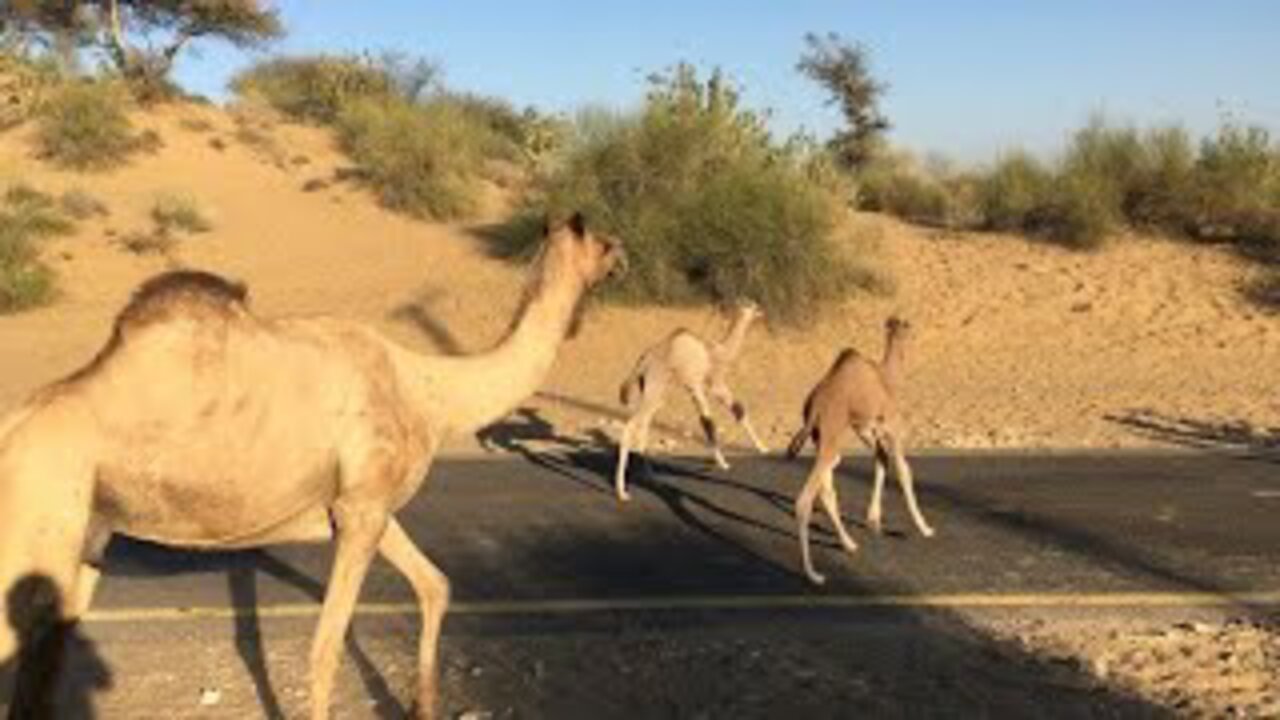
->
698, 415, 719, 446
420, 571, 451, 619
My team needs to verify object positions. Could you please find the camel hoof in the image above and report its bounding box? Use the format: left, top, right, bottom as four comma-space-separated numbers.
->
921, 526, 936, 538
867, 518, 883, 535
806, 571, 827, 586
842, 541, 859, 556
617, 490, 632, 503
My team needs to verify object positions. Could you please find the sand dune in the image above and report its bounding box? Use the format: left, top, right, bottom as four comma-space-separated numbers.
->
2, 104, 1276, 456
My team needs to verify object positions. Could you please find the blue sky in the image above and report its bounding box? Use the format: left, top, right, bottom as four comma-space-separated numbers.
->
173, 1, 1280, 165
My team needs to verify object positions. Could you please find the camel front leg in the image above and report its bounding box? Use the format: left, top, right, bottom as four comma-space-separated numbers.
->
710, 379, 768, 454
885, 432, 935, 538
615, 416, 638, 502
71, 518, 111, 618
310, 501, 388, 720
379, 519, 450, 720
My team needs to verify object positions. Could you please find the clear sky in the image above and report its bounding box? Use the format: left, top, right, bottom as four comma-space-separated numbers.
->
173, 1, 1280, 165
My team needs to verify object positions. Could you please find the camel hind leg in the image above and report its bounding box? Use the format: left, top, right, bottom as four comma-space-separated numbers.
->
615, 374, 665, 503
794, 430, 845, 586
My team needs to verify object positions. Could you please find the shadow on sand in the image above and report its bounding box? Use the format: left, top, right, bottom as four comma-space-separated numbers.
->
1105, 408, 1280, 463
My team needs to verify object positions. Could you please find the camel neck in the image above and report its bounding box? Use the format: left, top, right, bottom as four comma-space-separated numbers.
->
717, 312, 754, 362
880, 335, 907, 393
407, 265, 585, 436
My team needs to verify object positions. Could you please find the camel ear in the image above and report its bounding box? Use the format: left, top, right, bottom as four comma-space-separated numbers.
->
568, 211, 586, 239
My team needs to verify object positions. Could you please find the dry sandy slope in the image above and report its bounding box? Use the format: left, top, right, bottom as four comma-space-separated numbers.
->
3, 104, 1276, 455
2, 104, 1278, 718
2, 103, 1280, 456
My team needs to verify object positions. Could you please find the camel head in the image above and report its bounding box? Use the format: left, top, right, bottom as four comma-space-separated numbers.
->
735, 298, 764, 325
543, 211, 627, 290
886, 316, 912, 341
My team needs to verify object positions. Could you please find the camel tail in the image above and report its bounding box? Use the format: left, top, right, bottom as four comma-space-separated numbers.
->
785, 397, 817, 460
618, 354, 651, 408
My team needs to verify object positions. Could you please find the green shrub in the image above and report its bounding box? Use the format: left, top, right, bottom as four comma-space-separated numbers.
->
0, 183, 75, 313
0, 244, 54, 312
117, 229, 176, 256
1193, 124, 1280, 236
151, 193, 213, 234
60, 188, 110, 220
335, 95, 506, 219
1126, 126, 1197, 232
2, 184, 74, 237
0, 52, 61, 130
36, 81, 138, 170
1025, 176, 1116, 250
978, 151, 1054, 231
497, 65, 878, 324
231, 55, 397, 124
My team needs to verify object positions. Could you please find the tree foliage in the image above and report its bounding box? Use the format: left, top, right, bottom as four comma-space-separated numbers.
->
1, 0, 282, 96
796, 32, 890, 171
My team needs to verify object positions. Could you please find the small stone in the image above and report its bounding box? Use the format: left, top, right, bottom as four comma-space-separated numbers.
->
457, 710, 493, 720
198, 688, 222, 706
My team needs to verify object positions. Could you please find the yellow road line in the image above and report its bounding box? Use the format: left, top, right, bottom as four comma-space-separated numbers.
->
83, 590, 1280, 624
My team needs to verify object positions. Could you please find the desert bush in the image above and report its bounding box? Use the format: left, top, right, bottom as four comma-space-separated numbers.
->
1193, 124, 1280, 237
335, 95, 512, 219
860, 167, 950, 227
232, 55, 397, 124
1023, 175, 1116, 250
0, 183, 75, 312
3, 184, 74, 237
499, 65, 878, 324
59, 188, 109, 220
978, 151, 1054, 232
117, 229, 176, 256
0, 237, 54, 311
1126, 126, 1197, 232
36, 80, 138, 170
0, 52, 61, 129
151, 193, 213, 234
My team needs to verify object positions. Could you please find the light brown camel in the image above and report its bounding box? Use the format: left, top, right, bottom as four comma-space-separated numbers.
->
0, 212, 625, 719
614, 299, 768, 502
785, 317, 935, 585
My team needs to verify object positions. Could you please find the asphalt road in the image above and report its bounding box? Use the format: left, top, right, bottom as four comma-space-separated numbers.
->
92, 448, 1280, 614
31, 448, 1280, 718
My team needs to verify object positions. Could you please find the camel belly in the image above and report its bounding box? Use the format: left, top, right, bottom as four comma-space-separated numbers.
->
94, 454, 339, 547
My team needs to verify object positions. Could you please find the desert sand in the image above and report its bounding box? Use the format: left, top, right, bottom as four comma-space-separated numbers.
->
1, 104, 1276, 458
2, 103, 1278, 717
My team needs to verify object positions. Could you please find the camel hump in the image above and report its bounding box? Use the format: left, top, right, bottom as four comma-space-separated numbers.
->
47, 271, 251, 390
116, 270, 249, 332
